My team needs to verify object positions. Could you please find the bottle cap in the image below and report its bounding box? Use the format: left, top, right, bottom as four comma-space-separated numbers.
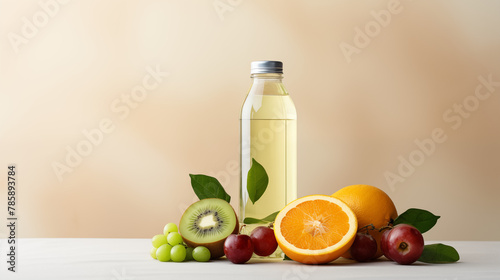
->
250, 61, 283, 74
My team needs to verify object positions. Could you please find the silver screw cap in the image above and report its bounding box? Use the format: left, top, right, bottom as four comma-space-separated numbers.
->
251, 61, 283, 74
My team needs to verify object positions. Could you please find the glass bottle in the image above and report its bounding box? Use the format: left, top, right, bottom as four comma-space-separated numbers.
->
239, 61, 297, 245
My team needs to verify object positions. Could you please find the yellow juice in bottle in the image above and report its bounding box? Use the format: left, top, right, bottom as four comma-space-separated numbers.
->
239, 61, 297, 257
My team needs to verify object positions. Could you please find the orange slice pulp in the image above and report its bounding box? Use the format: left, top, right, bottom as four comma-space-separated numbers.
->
274, 195, 358, 264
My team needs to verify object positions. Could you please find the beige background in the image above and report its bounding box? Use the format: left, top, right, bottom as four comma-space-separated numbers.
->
1, 0, 499, 240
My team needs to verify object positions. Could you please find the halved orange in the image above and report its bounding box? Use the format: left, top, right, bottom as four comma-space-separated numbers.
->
274, 195, 358, 264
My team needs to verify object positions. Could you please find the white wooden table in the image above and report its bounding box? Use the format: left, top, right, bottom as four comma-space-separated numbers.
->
1, 239, 498, 279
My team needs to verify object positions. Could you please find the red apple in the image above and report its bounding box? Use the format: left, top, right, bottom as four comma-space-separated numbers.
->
382, 224, 424, 265
380, 228, 392, 260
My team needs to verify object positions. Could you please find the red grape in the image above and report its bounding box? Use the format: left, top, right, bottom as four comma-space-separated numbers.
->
350, 232, 377, 262
224, 234, 254, 264
250, 226, 278, 256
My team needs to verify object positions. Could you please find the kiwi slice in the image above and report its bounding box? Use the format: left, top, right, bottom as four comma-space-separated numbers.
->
179, 198, 238, 259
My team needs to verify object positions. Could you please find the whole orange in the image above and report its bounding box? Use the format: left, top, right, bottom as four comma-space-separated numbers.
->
332, 184, 397, 259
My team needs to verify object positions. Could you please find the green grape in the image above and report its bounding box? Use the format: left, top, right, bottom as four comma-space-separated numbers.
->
167, 232, 183, 246
152, 234, 168, 248
185, 247, 194, 261
150, 247, 158, 259
156, 244, 172, 262
163, 223, 178, 235
192, 246, 211, 262
170, 245, 187, 262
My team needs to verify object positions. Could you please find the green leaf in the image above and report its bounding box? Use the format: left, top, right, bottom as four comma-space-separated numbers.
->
243, 211, 279, 224
189, 174, 231, 203
247, 158, 269, 204
418, 243, 460, 263
283, 254, 292, 261
393, 208, 440, 233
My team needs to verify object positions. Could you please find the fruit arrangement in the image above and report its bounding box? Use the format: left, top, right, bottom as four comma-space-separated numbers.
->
150, 160, 459, 265
150, 215, 278, 264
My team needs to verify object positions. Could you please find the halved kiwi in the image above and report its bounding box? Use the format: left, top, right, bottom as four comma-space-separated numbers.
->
179, 198, 238, 259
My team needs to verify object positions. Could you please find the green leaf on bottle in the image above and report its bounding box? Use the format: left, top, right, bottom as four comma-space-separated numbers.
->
393, 208, 440, 233
189, 174, 231, 203
243, 211, 279, 224
418, 243, 460, 263
247, 158, 269, 204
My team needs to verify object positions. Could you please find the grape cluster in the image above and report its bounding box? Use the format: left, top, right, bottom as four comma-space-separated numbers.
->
150, 223, 210, 262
